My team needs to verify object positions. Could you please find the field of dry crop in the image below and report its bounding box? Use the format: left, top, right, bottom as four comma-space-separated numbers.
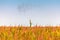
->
0, 26, 60, 40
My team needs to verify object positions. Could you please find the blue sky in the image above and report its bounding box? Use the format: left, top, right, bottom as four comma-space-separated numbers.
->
0, 0, 60, 26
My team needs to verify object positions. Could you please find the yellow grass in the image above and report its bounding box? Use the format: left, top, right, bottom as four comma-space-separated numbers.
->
0, 26, 60, 40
